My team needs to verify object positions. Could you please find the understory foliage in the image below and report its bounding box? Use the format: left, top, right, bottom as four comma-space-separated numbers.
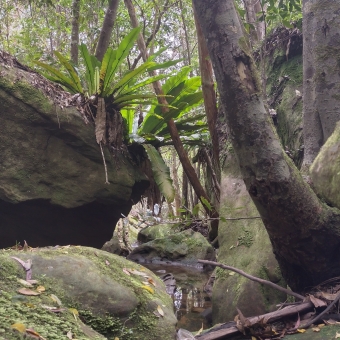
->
34, 27, 206, 203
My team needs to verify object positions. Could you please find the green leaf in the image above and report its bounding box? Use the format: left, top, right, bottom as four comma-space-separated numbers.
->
100, 48, 117, 94
220, 217, 227, 223
34, 60, 80, 94
107, 61, 155, 96
79, 43, 96, 95
200, 196, 212, 211
192, 204, 200, 216
101, 27, 141, 95
123, 73, 169, 94
147, 59, 182, 72
121, 108, 135, 135
143, 144, 175, 203
162, 66, 192, 94
54, 51, 83, 93
114, 94, 157, 105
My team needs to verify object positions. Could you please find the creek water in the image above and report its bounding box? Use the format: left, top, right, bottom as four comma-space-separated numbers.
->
144, 263, 213, 332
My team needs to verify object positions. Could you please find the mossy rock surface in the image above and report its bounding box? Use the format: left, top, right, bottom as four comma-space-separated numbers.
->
212, 153, 286, 323
265, 34, 303, 168
310, 121, 340, 209
137, 224, 180, 243
0, 246, 177, 340
128, 229, 215, 267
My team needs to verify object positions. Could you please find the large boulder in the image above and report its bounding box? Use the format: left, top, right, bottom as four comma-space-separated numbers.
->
128, 229, 215, 267
310, 122, 340, 209
212, 151, 286, 323
0, 54, 148, 248
0, 246, 177, 339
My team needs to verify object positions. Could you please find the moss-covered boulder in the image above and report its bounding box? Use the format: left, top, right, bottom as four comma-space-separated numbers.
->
265, 26, 303, 168
0, 55, 148, 248
212, 152, 286, 323
0, 246, 177, 340
310, 122, 340, 209
128, 229, 215, 267
138, 224, 179, 243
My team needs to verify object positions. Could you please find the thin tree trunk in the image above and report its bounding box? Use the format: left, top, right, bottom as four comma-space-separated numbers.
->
302, 0, 340, 170
194, 0, 340, 292
193, 5, 220, 167
70, 0, 81, 64
124, 0, 219, 240
95, 0, 120, 62
182, 171, 189, 212
193, 160, 200, 207
172, 148, 182, 215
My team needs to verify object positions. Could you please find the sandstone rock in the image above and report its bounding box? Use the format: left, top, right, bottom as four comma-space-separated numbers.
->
310, 122, 340, 209
0, 246, 177, 340
0, 60, 148, 248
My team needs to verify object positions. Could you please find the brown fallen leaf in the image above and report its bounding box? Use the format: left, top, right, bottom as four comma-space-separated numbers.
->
335, 332, 340, 339
148, 278, 157, 287
123, 268, 130, 276
26, 329, 47, 340
309, 294, 327, 308
17, 288, 40, 296
297, 329, 306, 333
105, 260, 110, 266
312, 327, 320, 332
129, 269, 149, 278
17, 278, 33, 287
67, 330, 73, 339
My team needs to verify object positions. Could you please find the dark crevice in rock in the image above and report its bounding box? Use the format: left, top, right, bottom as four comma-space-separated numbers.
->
0, 199, 131, 248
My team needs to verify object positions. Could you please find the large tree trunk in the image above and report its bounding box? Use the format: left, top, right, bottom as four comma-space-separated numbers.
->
193, 0, 340, 292
193, 4, 220, 168
302, 0, 340, 169
95, 0, 120, 62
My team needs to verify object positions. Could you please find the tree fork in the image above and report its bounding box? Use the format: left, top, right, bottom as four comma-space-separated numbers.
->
193, 0, 340, 291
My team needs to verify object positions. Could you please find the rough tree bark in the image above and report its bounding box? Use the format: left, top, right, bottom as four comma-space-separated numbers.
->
70, 0, 81, 64
124, 0, 219, 239
302, 0, 340, 169
193, 4, 220, 169
95, 0, 120, 62
193, 0, 340, 292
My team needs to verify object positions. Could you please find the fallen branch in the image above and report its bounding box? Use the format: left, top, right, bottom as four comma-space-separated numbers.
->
195, 301, 313, 340
198, 260, 305, 300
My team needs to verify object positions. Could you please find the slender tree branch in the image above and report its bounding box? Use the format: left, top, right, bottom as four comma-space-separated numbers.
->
198, 259, 305, 300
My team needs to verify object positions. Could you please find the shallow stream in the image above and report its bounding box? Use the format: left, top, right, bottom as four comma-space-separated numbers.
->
144, 263, 213, 332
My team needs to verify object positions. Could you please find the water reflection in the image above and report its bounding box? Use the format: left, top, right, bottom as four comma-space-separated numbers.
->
144, 263, 213, 332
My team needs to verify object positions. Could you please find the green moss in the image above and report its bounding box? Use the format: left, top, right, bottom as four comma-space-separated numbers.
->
237, 228, 254, 247
0, 247, 175, 340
